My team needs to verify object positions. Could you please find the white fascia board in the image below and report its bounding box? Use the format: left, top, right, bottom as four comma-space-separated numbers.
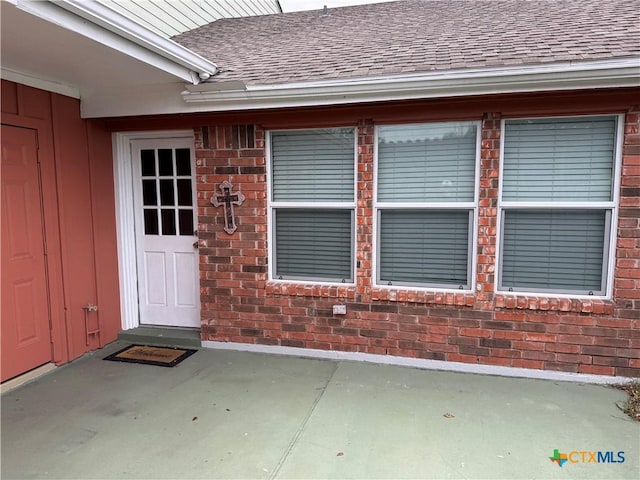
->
0, 66, 81, 99
13, 0, 218, 84
182, 58, 640, 111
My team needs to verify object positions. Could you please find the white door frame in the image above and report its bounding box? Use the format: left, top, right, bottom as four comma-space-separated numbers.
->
113, 130, 196, 330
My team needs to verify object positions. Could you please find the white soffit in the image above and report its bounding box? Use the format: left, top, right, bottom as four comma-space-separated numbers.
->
13, 0, 218, 82
0, 0, 218, 105
1, 2, 182, 98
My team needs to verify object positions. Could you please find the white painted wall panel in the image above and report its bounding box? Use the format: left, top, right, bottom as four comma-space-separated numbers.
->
144, 251, 167, 305
174, 252, 197, 307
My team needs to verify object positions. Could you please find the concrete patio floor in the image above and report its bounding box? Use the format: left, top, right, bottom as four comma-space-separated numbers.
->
2, 341, 639, 480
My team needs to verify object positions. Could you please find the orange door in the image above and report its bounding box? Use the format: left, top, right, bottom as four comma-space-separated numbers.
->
1, 124, 52, 382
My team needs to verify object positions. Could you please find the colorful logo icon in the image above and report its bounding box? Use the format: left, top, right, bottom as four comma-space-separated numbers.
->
549, 449, 625, 466
550, 449, 568, 467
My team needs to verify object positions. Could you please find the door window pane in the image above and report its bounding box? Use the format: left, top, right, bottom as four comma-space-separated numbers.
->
161, 209, 176, 235
179, 210, 194, 236
141, 150, 155, 176
158, 149, 173, 176
177, 179, 192, 206
176, 148, 191, 176
144, 209, 159, 235
159, 180, 175, 206
142, 180, 157, 206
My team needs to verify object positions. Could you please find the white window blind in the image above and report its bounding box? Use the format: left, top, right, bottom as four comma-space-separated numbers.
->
379, 210, 470, 287
378, 123, 476, 202
501, 210, 607, 293
271, 129, 354, 202
270, 128, 355, 283
499, 115, 618, 295
503, 117, 616, 201
376, 122, 478, 289
275, 209, 353, 282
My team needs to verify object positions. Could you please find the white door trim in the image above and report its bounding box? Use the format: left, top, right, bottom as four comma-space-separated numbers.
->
112, 130, 195, 330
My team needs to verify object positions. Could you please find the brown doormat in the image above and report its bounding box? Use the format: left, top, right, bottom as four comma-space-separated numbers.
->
103, 344, 197, 367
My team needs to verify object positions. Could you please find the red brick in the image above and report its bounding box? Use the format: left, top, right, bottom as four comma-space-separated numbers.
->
544, 362, 580, 373
579, 365, 615, 375
459, 328, 492, 338
492, 330, 524, 340
512, 340, 544, 351
557, 335, 594, 345
592, 356, 629, 367
448, 353, 480, 364
511, 359, 544, 369
522, 350, 556, 361
617, 348, 640, 359
615, 367, 640, 377
592, 336, 630, 348
483, 357, 513, 367
524, 333, 557, 343
546, 324, 581, 335
490, 348, 520, 359
545, 343, 580, 354
556, 353, 592, 364
595, 318, 632, 328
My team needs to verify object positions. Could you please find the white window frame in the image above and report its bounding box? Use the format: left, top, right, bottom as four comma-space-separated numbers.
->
266, 127, 357, 285
373, 121, 481, 292
495, 114, 623, 299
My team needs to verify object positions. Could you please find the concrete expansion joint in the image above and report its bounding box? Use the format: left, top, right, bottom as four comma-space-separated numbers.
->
269, 362, 339, 479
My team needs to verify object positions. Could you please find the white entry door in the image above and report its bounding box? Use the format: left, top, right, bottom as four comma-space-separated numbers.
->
131, 138, 199, 328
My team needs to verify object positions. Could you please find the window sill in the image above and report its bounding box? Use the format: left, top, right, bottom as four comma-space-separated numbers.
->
266, 282, 357, 299
494, 294, 614, 314
371, 287, 475, 306
264, 283, 614, 314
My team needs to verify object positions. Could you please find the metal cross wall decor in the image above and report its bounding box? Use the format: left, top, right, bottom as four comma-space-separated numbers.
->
211, 180, 245, 234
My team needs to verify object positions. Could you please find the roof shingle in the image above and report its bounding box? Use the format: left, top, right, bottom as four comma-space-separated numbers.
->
173, 0, 640, 86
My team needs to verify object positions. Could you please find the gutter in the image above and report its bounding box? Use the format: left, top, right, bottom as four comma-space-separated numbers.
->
10, 0, 218, 84
182, 58, 640, 111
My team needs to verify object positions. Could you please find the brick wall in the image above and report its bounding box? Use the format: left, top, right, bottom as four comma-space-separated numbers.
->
195, 106, 640, 378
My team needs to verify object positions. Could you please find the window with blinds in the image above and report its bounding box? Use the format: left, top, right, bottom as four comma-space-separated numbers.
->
269, 128, 355, 283
376, 122, 479, 289
499, 115, 618, 296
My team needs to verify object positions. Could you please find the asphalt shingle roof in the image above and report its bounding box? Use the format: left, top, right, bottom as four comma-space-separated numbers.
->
173, 0, 640, 86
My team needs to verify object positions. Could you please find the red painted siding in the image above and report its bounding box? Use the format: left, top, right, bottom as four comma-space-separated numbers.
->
51, 94, 101, 358
1, 80, 120, 374
86, 121, 122, 346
